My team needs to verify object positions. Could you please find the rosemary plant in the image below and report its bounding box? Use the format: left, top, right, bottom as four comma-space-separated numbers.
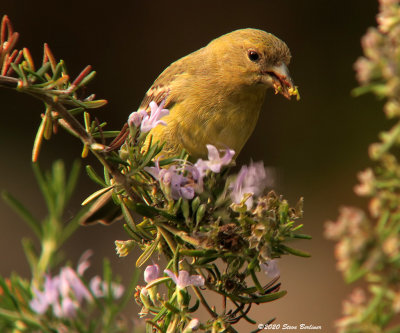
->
0, 15, 310, 332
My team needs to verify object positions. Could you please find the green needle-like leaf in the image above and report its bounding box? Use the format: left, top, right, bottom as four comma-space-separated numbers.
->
85, 165, 107, 187
1, 191, 42, 238
81, 186, 113, 206
65, 160, 81, 204
280, 244, 311, 257
136, 233, 161, 267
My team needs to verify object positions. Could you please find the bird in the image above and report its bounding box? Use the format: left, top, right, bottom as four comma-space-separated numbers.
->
81, 28, 297, 225
141, 28, 295, 160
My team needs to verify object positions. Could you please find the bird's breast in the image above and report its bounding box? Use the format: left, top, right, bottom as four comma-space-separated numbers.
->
173, 84, 267, 158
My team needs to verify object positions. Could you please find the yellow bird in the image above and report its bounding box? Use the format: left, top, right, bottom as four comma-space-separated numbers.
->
141, 28, 296, 159
82, 28, 297, 224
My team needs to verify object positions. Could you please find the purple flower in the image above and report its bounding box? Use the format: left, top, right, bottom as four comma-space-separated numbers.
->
145, 145, 233, 200
195, 145, 235, 174
140, 100, 170, 133
77, 249, 93, 276
128, 109, 148, 127
169, 168, 196, 200
89, 276, 103, 297
111, 284, 124, 299
30, 270, 85, 319
187, 318, 200, 330
144, 158, 162, 179
184, 318, 200, 332
229, 161, 267, 208
59, 297, 78, 318
89, 276, 124, 299
164, 269, 205, 289
145, 162, 197, 200
193, 159, 208, 179
30, 251, 124, 318
30, 275, 62, 316
127, 100, 169, 132
43, 275, 59, 304
30, 286, 50, 315
59, 267, 92, 303
144, 264, 160, 283
161, 166, 195, 200
260, 259, 280, 279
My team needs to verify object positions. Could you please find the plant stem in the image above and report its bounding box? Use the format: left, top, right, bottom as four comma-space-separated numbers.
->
192, 286, 217, 319
0, 75, 142, 203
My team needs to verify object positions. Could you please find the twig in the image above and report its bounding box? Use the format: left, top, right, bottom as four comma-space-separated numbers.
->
191, 286, 217, 319
0, 75, 142, 203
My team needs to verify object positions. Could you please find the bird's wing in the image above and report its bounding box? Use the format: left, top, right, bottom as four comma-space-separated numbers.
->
139, 84, 171, 112
139, 59, 187, 112
108, 58, 188, 153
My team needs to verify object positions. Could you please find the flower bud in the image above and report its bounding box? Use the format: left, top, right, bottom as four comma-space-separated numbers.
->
115, 240, 135, 257
183, 318, 200, 332
128, 111, 143, 127
195, 204, 206, 223
144, 264, 159, 283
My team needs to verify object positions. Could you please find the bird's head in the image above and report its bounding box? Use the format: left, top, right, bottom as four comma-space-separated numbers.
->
207, 28, 299, 100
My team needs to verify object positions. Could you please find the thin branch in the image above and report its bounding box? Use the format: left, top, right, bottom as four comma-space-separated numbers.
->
191, 286, 217, 319
0, 75, 142, 203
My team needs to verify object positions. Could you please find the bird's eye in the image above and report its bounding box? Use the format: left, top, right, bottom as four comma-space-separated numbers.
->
248, 50, 260, 61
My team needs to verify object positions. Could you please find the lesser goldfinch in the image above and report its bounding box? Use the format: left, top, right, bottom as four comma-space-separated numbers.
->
82, 28, 297, 225
142, 28, 296, 159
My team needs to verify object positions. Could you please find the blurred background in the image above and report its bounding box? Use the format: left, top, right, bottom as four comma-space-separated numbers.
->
0, 1, 384, 331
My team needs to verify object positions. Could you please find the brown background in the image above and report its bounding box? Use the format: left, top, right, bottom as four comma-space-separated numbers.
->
0, 1, 383, 332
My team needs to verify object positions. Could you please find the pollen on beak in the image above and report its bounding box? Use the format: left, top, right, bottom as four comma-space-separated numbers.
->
265, 63, 300, 100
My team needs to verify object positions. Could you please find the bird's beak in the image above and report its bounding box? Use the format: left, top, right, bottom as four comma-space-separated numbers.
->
264, 63, 299, 100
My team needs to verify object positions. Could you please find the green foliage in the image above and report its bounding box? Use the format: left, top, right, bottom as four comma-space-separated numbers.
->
2, 160, 83, 284
0, 161, 138, 332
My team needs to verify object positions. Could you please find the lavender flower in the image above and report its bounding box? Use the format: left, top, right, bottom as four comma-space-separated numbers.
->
144, 264, 160, 283
144, 158, 162, 179
140, 100, 170, 133
145, 145, 235, 200
127, 100, 169, 132
56, 297, 78, 319
184, 318, 201, 332
58, 267, 92, 303
194, 144, 235, 175
30, 276, 57, 315
29, 292, 47, 314
229, 161, 267, 208
145, 161, 197, 200
145, 144, 236, 201
89, 276, 124, 299
76, 249, 93, 276
188, 318, 200, 330
30, 251, 124, 318
30, 271, 88, 319
164, 269, 205, 289
128, 109, 148, 127
168, 167, 196, 200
